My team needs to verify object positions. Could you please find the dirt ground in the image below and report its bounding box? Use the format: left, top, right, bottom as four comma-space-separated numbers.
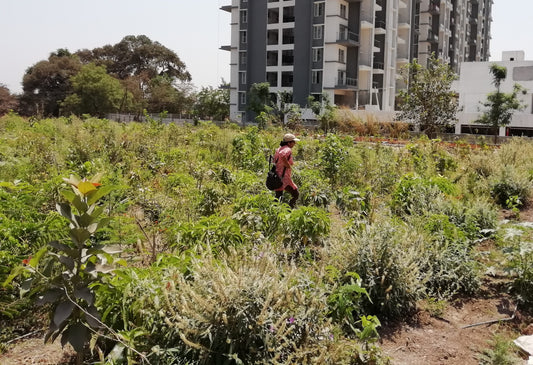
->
1, 209, 532, 364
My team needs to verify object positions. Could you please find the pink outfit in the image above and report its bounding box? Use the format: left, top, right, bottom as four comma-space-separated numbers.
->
274, 145, 297, 191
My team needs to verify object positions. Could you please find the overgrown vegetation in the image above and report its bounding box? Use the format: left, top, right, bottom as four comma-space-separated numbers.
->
1, 113, 533, 363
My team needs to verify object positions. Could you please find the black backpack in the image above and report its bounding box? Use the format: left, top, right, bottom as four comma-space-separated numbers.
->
265, 155, 286, 190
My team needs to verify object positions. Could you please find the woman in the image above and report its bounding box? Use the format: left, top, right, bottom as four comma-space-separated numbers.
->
274, 133, 300, 208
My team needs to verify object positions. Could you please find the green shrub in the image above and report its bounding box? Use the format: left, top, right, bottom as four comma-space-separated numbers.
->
332, 221, 426, 319
490, 166, 532, 208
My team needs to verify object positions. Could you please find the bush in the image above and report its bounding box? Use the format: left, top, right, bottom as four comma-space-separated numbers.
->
331, 221, 426, 319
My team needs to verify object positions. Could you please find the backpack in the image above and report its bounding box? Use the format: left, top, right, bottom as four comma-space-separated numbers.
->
265, 155, 286, 191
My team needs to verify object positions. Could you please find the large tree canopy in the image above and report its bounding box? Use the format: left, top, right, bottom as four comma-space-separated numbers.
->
19, 50, 82, 116
76, 35, 191, 82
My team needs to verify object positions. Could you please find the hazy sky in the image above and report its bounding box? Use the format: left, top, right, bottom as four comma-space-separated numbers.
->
0, 0, 530, 94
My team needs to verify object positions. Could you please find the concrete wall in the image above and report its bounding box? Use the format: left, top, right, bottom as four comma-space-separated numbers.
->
453, 52, 533, 135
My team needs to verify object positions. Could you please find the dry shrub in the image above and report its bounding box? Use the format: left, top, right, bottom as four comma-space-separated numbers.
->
364, 114, 381, 136
334, 107, 364, 134
155, 249, 383, 364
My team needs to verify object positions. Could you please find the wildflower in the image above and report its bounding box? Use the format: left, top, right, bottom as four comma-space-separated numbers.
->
287, 317, 295, 324
22, 256, 32, 266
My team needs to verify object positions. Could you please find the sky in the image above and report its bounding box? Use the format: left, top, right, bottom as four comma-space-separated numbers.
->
0, 0, 232, 94
0, 0, 531, 94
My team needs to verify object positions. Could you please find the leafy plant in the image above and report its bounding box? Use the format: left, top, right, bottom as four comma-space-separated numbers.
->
4, 175, 121, 358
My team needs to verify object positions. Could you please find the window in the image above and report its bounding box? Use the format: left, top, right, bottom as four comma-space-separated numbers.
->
267, 50, 278, 66
267, 29, 279, 45
312, 47, 323, 62
282, 49, 294, 65
266, 72, 278, 87
239, 71, 246, 84
340, 4, 347, 18
239, 52, 247, 66
281, 71, 293, 87
239, 92, 246, 105
240, 30, 247, 44
268, 0, 278, 2
240, 10, 247, 23
282, 28, 294, 44
283, 6, 295, 22
313, 25, 324, 40
268, 8, 279, 24
338, 48, 345, 63
313, 2, 324, 17
312, 70, 322, 84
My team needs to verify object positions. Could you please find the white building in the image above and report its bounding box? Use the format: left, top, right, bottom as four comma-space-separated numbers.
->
454, 51, 533, 137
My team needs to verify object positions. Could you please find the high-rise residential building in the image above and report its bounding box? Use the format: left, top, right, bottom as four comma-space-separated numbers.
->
220, 0, 492, 123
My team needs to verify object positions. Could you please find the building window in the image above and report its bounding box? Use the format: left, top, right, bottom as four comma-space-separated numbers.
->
281, 71, 293, 87
282, 28, 294, 44
240, 30, 247, 44
239, 71, 246, 85
312, 47, 323, 62
267, 29, 279, 45
340, 4, 347, 18
240, 10, 247, 23
266, 72, 278, 87
338, 48, 345, 63
239, 92, 246, 105
282, 49, 294, 65
268, 8, 279, 24
314, 2, 324, 17
239, 52, 247, 67
267, 50, 278, 66
283, 6, 295, 23
313, 25, 324, 40
268, 0, 278, 2
312, 70, 322, 84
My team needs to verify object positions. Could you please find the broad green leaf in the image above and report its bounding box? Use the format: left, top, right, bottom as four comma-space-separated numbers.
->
57, 203, 74, 223
53, 301, 75, 327
74, 287, 94, 306
36, 289, 63, 306
67, 323, 88, 353
59, 256, 75, 271
70, 228, 91, 246
78, 181, 97, 195
85, 305, 102, 329
87, 184, 115, 205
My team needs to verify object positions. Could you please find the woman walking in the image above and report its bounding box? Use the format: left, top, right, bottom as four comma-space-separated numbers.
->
274, 133, 300, 208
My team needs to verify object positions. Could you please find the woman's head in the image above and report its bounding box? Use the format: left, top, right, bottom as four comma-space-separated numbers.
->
281, 133, 299, 146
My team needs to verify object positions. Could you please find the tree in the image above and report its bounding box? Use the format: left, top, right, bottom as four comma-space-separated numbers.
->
308, 93, 336, 134
76, 35, 191, 82
476, 64, 526, 143
77, 35, 192, 116
19, 50, 82, 116
0, 85, 18, 116
247, 82, 272, 125
60, 64, 128, 117
396, 55, 459, 138
192, 84, 230, 121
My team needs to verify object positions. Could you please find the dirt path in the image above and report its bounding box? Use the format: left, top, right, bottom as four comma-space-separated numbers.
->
380, 289, 524, 364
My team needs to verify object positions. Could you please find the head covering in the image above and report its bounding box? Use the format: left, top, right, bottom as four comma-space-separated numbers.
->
283, 133, 300, 142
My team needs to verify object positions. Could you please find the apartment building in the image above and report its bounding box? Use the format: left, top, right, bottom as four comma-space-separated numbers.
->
220, 0, 492, 123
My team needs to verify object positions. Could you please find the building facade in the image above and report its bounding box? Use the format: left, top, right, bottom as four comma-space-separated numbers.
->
454, 51, 533, 137
221, 0, 492, 123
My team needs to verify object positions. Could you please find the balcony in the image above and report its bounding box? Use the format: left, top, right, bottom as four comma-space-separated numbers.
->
335, 77, 358, 89
336, 30, 359, 47
220, 5, 232, 12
